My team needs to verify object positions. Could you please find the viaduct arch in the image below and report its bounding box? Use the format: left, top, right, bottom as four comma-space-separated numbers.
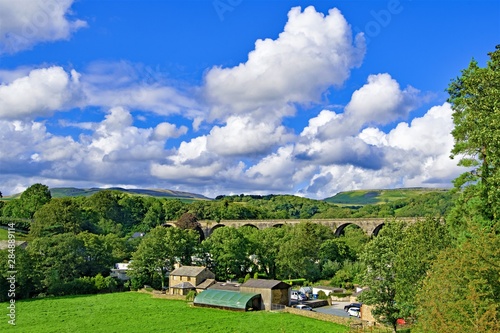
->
193, 217, 419, 239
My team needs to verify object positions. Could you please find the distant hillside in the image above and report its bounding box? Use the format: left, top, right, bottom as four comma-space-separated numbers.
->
44, 187, 210, 200
324, 188, 450, 206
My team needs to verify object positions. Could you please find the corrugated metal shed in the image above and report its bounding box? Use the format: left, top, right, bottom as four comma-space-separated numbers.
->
194, 289, 261, 311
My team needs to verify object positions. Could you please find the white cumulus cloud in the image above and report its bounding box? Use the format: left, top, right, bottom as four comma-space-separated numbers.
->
207, 116, 293, 156
0, 66, 82, 120
204, 6, 365, 122
0, 0, 86, 54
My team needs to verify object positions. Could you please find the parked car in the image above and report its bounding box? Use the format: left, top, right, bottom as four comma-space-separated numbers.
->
295, 304, 313, 311
344, 302, 362, 311
347, 307, 360, 317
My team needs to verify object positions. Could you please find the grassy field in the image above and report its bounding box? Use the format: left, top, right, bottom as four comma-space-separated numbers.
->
0, 228, 27, 241
0, 292, 349, 333
324, 188, 449, 206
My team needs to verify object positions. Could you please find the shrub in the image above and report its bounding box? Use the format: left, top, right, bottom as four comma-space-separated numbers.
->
185, 290, 197, 301
317, 290, 328, 300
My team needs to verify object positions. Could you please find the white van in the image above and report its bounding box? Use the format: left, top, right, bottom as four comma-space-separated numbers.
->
291, 291, 306, 301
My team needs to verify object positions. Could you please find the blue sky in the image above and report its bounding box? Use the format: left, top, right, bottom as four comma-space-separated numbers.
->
0, 0, 498, 198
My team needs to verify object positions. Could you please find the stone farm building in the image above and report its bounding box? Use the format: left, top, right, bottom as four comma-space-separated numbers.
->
169, 266, 215, 295
240, 279, 291, 310
193, 278, 291, 311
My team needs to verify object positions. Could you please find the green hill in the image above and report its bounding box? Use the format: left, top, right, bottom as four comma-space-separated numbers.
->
324, 188, 450, 206
3, 187, 210, 201
49, 187, 210, 200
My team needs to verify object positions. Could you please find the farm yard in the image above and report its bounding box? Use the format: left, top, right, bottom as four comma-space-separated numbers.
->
1, 292, 349, 333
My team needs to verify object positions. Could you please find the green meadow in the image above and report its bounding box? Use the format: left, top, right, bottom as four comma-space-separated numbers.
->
324, 188, 448, 206
0, 228, 27, 241
0, 292, 348, 333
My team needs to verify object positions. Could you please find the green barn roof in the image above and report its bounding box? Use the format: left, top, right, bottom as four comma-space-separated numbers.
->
194, 289, 261, 310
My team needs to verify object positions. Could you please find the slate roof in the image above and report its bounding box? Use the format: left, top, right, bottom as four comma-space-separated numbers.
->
240, 279, 291, 290
196, 278, 215, 290
170, 266, 208, 277
171, 282, 195, 289
208, 282, 241, 292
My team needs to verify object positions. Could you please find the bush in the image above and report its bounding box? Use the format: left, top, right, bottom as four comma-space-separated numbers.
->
317, 290, 328, 300
46, 275, 119, 296
185, 290, 197, 301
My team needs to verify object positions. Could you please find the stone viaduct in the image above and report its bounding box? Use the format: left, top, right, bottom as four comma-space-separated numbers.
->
164, 217, 420, 241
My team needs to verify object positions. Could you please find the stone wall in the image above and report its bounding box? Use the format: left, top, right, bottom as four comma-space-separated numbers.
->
284, 307, 366, 329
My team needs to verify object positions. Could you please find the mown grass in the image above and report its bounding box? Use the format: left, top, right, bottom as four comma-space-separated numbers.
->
0, 292, 349, 333
0, 228, 27, 241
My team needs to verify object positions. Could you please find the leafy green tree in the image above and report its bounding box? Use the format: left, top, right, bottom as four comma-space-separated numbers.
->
339, 224, 369, 259
18, 183, 52, 218
30, 198, 87, 238
329, 260, 366, 289
320, 238, 355, 263
0, 247, 35, 300
85, 190, 124, 224
163, 199, 187, 221
251, 227, 285, 279
412, 45, 500, 333
276, 222, 334, 281
202, 227, 251, 281
414, 227, 500, 333
119, 195, 147, 230
1, 199, 26, 218
319, 238, 356, 281
140, 199, 166, 231
395, 217, 452, 321
129, 226, 199, 289
447, 45, 500, 222
77, 232, 127, 276
27, 233, 87, 293
359, 220, 407, 333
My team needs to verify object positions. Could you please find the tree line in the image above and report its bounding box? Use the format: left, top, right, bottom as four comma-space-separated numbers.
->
0, 186, 455, 237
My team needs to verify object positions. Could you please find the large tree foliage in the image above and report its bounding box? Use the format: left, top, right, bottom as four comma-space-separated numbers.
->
139, 199, 166, 231
16, 183, 52, 218
30, 198, 88, 237
359, 221, 407, 333
413, 45, 500, 332
394, 217, 452, 321
202, 227, 251, 281
250, 227, 285, 279
276, 222, 334, 281
27, 233, 87, 293
77, 232, 127, 277
129, 226, 198, 289
0, 247, 35, 301
414, 227, 500, 333
447, 45, 500, 222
